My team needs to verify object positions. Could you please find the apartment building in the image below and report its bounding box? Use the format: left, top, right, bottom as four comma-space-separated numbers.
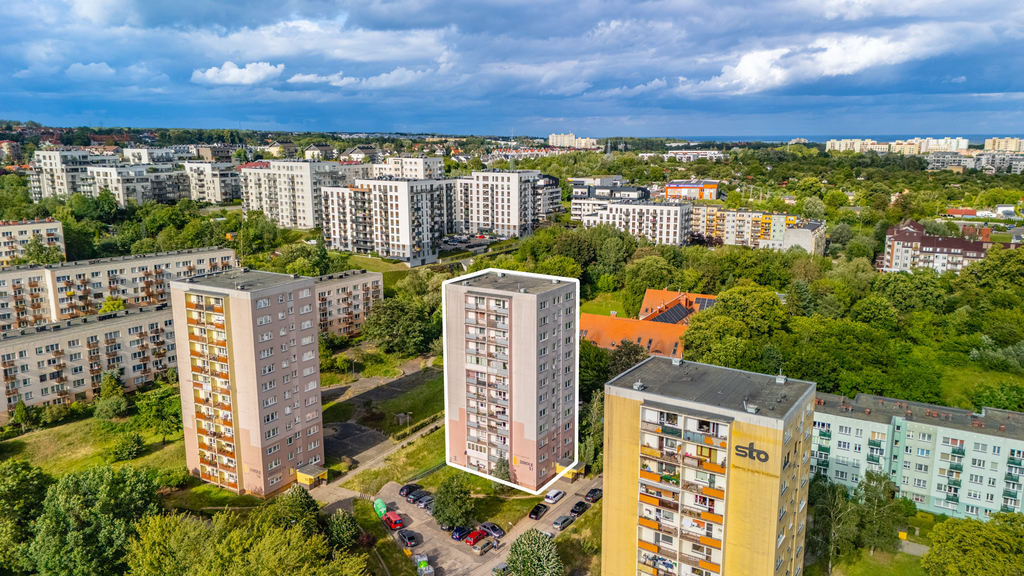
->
548, 133, 599, 148
240, 160, 343, 229
373, 155, 444, 180
2, 305, 177, 422
313, 270, 383, 336
568, 175, 623, 189
29, 149, 118, 199
122, 147, 176, 164
0, 247, 235, 327
83, 164, 162, 205
665, 179, 720, 201
580, 201, 693, 246
603, 357, 815, 576
825, 139, 879, 153
173, 268, 327, 497
889, 141, 921, 155
880, 220, 1020, 274
0, 218, 65, 265
303, 144, 336, 160
1, 140, 23, 161
454, 170, 545, 238
323, 176, 455, 266
145, 163, 190, 204
443, 270, 579, 492
182, 161, 241, 203
759, 220, 827, 255
810, 393, 1023, 520
570, 184, 648, 220
984, 137, 1022, 152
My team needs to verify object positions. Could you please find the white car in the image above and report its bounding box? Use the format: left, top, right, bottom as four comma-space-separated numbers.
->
540, 531, 555, 539
544, 489, 565, 504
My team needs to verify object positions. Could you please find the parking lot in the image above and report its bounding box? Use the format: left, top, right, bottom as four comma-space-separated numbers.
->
374, 474, 603, 575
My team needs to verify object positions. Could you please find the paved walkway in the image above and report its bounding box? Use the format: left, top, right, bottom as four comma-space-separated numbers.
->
321, 355, 437, 404
900, 540, 930, 557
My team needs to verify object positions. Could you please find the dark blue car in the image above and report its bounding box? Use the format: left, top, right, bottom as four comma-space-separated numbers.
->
451, 526, 473, 541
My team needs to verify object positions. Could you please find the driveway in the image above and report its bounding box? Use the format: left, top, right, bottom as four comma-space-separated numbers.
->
375, 474, 604, 575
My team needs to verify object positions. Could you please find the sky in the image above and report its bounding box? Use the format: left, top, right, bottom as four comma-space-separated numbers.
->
3, 0, 1024, 137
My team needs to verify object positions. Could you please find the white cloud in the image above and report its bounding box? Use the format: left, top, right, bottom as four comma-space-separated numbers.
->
949, 76, 967, 83
595, 78, 668, 97
65, 62, 116, 80
191, 61, 285, 85
287, 67, 430, 90
13, 65, 59, 78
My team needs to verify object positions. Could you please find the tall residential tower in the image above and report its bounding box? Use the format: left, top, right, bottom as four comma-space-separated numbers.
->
443, 269, 579, 492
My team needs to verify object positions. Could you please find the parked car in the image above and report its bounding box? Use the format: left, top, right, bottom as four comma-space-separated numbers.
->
492, 563, 509, 575
397, 529, 418, 547
552, 515, 574, 531
540, 531, 555, 539
463, 530, 487, 546
424, 501, 435, 516
585, 488, 603, 503
451, 527, 473, 541
472, 537, 494, 555
479, 522, 505, 539
417, 495, 435, 509
529, 503, 549, 520
544, 489, 565, 504
399, 484, 422, 497
570, 501, 588, 518
382, 511, 403, 530
406, 489, 430, 504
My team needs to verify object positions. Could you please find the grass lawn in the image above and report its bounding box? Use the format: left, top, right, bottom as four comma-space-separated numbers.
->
321, 368, 358, 389
342, 427, 447, 494
344, 254, 411, 273
937, 364, 1024, 409
358, 349, 406, 379
990, 232, 1013, 243
324, 399, 357, 424
805, 550, 927, 576
419, 465, 497, 495
0, 416, 185, 476
470, 494, 543, 527
162, 478, 262, 512
352, 498, 417, 576
325, 455, 354, 481
579, 290, 627, 317
555, 500, 602, 575
372, 372, 444, 434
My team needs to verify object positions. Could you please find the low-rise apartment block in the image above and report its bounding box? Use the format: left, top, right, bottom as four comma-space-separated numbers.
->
881, 220, 1020, 274
810, 393, 1023, 520
0, 218, 65, 265
303, 144, 336, 160
122, 147, 177, 164
548, 133, 599, 148
3, 305, 177, 421
373, 155, 444, 180
323, 176, 455, 266
665, 179, 720, 201
183, 161, 241, 203
580, 201, 693, 246
313, 270, 383, 336
173, 268, 326, 497
603, 357, 815, 576
444, 270, 579, 492
984, 137, 1022, 152
1, 141, 23, 161
0, 247, 235, 326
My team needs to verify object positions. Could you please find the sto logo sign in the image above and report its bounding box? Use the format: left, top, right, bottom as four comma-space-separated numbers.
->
735, 442, 769, 463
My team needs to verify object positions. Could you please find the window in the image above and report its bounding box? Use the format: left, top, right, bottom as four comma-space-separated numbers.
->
257, 315, 271, 326
838, 441, 850, 450
972, 458, 986, 468
969, 474, 983, 484
256, 298, 270, 309
265, 427, 279, 439
915, 463, 929, 473
913, 479, 927, 488
919, 432, 933, 442
259, 332, 273, 342
838, 425, 851, 435
973, 442, 988, 452
917, 448, 931, 457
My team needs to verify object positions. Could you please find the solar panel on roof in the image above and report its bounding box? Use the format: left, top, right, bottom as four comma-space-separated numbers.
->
694, 297, 716, 311
649, 303, 692, 324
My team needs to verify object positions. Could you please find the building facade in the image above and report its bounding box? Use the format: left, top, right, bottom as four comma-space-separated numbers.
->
665, 179, 720, 201
880, 220, 1019, 274
323, 177, 455, 266
173, 269, 326, 497
443, 270, 579, 492
0, 247, 235, 326
3, 305, 177, 421
372, 156, 444, 180
0, 218, 65, 265
811, 393, 1023, 520
29, 149, 118, 199
313, 270, 383, 336
240, 160, 343, 229
454, 170, 541, 238
579, 201, 693, 246
984, 137, 1022, 152
603, 357, 815, 576
183, 161, 241, 203
548, 133, 598, 148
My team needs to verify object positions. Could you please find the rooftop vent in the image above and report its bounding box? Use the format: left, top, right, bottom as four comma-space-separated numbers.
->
632, 380, 645, 391
671, 358, 681, 366
776, 373, 787, 384
498, 272, 505, 278
743, 400, 759, 414
552, 279, 560, 284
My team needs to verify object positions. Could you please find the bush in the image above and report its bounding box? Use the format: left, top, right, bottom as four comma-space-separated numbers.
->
94, 396, 129, 419
327, 510, 361, 549
38, 403, 71, 426
358, 531, 376, 549
153, 466, 191, 489
109, 431, 145, 461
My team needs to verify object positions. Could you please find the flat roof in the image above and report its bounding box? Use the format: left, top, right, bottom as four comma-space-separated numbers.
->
608, 356, 814, 419
312, 269, 380, 282
2, 246, 231, 273
177, 268, 309, 293
815, 392, 1024, 441
457, 270, 571, 295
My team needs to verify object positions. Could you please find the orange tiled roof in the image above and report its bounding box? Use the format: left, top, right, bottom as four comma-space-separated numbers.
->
638, 290, 717, 324
579, 312, 687, 359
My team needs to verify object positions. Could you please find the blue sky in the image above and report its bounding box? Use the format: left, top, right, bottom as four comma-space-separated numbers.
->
3, 0, 1024, 137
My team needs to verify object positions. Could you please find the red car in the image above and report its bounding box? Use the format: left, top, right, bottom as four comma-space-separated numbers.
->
382, 511, 403, 530
463, 530, 487, 545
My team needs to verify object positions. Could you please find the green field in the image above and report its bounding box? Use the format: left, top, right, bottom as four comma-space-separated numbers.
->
162, 479, 262, 513
341, 427, 447, 494
555, 500, 603, 575
0, 416, 184, 476
323, 399, 357, 424
579, 290, 627, 316
805, 550, 927, 576
372, 372, 444, 434
352, 499, 417, 576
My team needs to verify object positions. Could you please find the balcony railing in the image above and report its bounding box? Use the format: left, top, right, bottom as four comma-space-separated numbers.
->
951, 446, 966, 456
868, 439, 883, 448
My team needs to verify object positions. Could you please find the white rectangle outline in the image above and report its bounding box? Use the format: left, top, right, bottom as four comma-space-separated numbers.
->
441, 267, 580, 495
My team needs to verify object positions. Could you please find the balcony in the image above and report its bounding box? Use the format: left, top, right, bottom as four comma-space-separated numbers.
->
815, 458, 830, 468
816, 445, 831, 454
0, 360, 13, 369
945, 493, 959, 503
950, 462, 964, 472
641, 444, 681, 465
1003, 489, 1019, 499
50, 349, 64, 357
868, 439, 883, 448
639, 493, 679, 512
867, 454, 880, 464
1008, 456, 1023, 467
951, 446, 966, 456
641, 421, 683, 438
1002, 505, 1017, 513
1007, 472, 1021, 483
947, 478, 961, 488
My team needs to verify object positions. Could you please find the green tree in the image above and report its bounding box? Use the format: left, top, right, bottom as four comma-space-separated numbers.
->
807, 481, 861, 575
849, 295, 898, 332
99, 296, 126, 313
109, 431, 145, 461
581, 391, 604, 473
609, 339, 649, 376
551, 232, 596, 268
100, 370, 125, 399
0, 461, 52, 573
803, 196, 826, 219
506, 528, 563, 576
28, 465, 159, 576
921, 512, 1024, 576
579, 339, 610, 401
830, 223, 854, 246
135, 385, 182, 444
856, 471, 904, 555
534, 255, 582, 279
326, 510, 361, 550
252, 486, 321, 537
712, 285, 787, 339
432, 473, 474, 528
16, 234, 64, 264
362, 298, 434, 355
622, 256, 674, 317
492, 455, 512, 493
10, 398, 31, 433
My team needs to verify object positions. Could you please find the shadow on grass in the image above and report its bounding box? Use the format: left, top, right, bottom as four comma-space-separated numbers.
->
0, 438, 27, 459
